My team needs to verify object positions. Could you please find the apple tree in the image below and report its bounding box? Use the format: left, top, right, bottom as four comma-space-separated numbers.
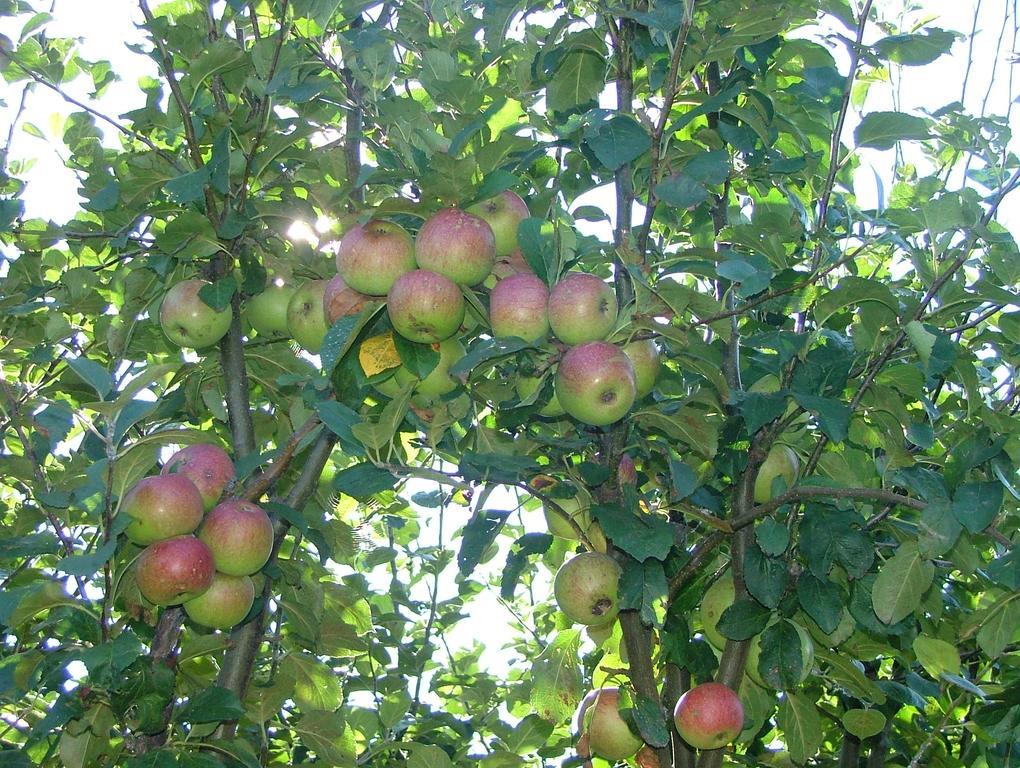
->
0, 1, 1019, 767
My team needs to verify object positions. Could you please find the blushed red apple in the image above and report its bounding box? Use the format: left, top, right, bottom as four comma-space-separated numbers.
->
415, 208, 495, 286
548, 272, 617, 345
489, 273, 549, 342
336, 219, 417, 296
162, 443, 235, 512
324, 274, 373, 325
135, 535, 215, 606
122, 474, 205, 545
387, 269, 465, 343
198, 500, 274, 576
673, 682, 744, 750
555, 341, 636, 426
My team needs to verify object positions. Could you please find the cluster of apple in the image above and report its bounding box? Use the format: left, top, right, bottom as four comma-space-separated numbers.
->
158, 190, 662, 428
123, 444, 274, 630
574, 682, 744, 764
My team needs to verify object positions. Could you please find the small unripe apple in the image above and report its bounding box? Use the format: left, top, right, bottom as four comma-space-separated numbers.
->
415, 208, 495, 286
753, 445, 799, 504
467, 190, 530, 257
555, 341, 637, 426
387, 269, 465, 344
246, 280, 296, 337
516, 375, 566, 417
135, 535, 215, 606
548, 272, 617, 345
576, 687, 643, 761
543, 491, 592, 540
489, 273, 549, 342
161, 443, 235, 512
623, 339, 661, 398
160, 279, 232, 349
324, 274, 373, 325
198, 500, 274, 576
121, 474, 205, 545
700, 572, 735, 651
554, 551, 621, 627
336, 219, 417, 296
183, 572, 255, 629
393, 337, 466, 404
287, 279, 330, 353
673, 682, 744, 750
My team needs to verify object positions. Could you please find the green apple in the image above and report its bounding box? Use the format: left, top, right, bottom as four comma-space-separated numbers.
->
246, 280, 296, 337
287, 279, 330, 353
554, 551, 621, 627
160, 279, 232, 349
548, 272, 617, 346
700, 572, 735, 650
516, 374, 566, 417
183, 572, 255, 630
577, 688, 643, 761
753, 445, 799, 504
467, 190, 529, 257
393, 336, 466, 404
623, 339, 661, 398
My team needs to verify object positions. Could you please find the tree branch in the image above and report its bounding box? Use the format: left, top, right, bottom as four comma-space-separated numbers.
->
213, 430, 337, 737
731, 485, 925, 530
811, 0, 875, 269
240, 415, 322, 502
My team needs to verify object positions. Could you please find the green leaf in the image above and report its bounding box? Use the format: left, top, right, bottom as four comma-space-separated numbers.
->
529, 629, 582, 723
796, 573, 842, 634
871, 541, 934, 625
59, 703, 115, 768
197, 278, 236, 312
854, 111, 930, 150
912, 634, 961, 679
407, 744, 454, 768
450, 337, 535, 379
793, 394, 850, 443
584, 115, 650, 170
976, 595, 1020, 658
653, 150, 730, 209
591, 503, 673, 562
756, 518, 790, 556
332, 462, 397, 501
516, 217, 556, 285
501, 533, 553, 599
717, 599, 771, 641
293, 711, 357, 764
503, 714, 554, 753
951, 482, 1003, 534
618, 558, 667, 625
743, 541, 788, 608
777, 694, 822, 764
669, 456, 698, 499
842, 709, 886, 739
546, 51, 605, 113
874, 28, 956, 66
918, 499, 962, 557
282, 653, 344, 711
165, 167, 211, 204
176, 687, 246, 724
815, 649, 888, 704
759, 620, 807, 689
632, 694, 670, 748
458, 509, 511, 576
394, 335, 440, 379
66, 356, 113, 399
813, 276, 898, 329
